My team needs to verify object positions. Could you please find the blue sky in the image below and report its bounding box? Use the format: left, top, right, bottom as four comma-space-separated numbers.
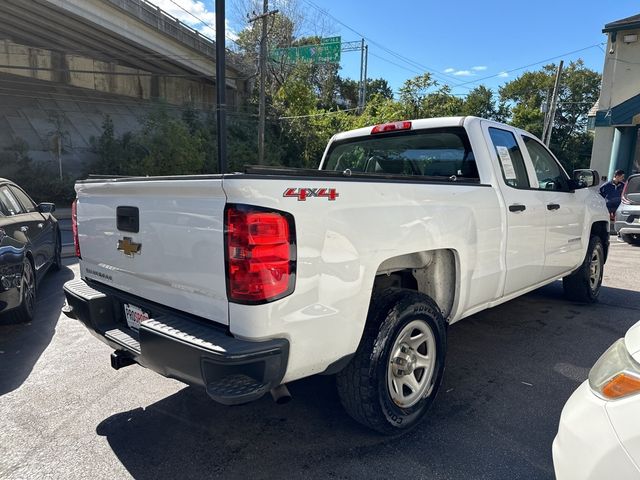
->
162, 1, 639, 98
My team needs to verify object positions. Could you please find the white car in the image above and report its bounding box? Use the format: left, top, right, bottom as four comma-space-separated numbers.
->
553, 320, 640, 479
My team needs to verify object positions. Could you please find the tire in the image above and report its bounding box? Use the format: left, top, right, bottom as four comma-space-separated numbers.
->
621, 233, 640, 246
336, 288, 447, 435
13, 258, 36, 323
51, 231, 62, 271
563, 236, 604, 303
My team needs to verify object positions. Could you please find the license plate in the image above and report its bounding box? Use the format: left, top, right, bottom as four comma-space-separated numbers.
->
123, 303, 149, 330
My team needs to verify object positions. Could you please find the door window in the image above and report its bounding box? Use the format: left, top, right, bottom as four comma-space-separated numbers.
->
9, 186, 36, 213
522, 136, 569, 191
0, 186, 25, 216
488, 128, 530, 189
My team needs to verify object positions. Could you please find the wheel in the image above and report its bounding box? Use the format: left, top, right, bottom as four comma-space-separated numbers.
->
51, 231, 62, 271
563, 236, 604, 303
13, 258, 36, 323
336, 288, 447, 435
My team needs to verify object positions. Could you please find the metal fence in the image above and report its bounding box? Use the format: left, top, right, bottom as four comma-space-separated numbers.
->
105, 0, 231, 60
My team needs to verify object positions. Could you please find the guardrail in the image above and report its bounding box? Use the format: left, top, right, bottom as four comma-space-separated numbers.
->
104, 0, 244, 67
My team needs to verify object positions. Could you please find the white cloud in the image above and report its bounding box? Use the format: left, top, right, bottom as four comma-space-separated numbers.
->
453, 70, 473, 76
497, 71, 509, 78
471, 65, 487, 71
152, 0, 238, 41
444, 67, 455, 73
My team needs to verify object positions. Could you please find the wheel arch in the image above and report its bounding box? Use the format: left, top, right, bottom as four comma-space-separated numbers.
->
590, 221, 609, 263
372, 249, 459, 321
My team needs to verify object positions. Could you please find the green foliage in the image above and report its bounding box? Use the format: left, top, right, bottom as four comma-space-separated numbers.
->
87, 7, 601, 177
0, 139, 75, 205
500, 60, 600, 169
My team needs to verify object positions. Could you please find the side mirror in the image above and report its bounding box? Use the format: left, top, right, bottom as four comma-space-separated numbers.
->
572, 169, 599, 189
37, 202, 56, 214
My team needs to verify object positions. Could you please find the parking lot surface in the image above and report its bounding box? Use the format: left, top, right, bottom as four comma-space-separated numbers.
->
1, 239, 639, 479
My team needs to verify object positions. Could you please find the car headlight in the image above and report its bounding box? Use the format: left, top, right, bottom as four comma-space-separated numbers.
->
589, 339, 640, 400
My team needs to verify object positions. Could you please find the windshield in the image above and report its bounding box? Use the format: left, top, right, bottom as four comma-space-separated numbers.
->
322, 127, 478, 180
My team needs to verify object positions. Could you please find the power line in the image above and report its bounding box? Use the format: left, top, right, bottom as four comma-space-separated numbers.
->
165, 0, 241, 49
279, 108, 358, 119
298, 0, 471, 89
296, 1, 606, 96
367, 51, 423, 77
0, 88, 266, 121
453, 43, 606, 87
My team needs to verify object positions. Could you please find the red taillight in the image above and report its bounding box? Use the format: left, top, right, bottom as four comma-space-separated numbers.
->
371, 121, 412, 134
71, 199, 81, 258
225, 205, 295, 303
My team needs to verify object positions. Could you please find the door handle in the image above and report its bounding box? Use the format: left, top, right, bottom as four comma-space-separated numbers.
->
20, 226, 29, 232
547, 203, 560, 211
508, 204, 526, 212
37, 223, 44, 229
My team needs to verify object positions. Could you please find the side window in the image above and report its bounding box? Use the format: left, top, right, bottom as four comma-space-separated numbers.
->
9, 186, 36, 213
488, 128, 530, 189
522, 137, 569, 191
0, 187, 24, 216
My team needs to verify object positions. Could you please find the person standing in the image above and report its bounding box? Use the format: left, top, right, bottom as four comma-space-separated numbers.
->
599, 169, 626, 220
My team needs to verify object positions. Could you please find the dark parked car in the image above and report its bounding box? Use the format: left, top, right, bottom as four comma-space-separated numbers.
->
0, 178, 61, 322
615, 173, 640, 245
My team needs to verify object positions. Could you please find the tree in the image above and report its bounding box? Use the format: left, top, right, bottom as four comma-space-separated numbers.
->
500, 60, 600, 169
461, 85, 507, 121
421, 85, 464, 118
397, 73, 438, 118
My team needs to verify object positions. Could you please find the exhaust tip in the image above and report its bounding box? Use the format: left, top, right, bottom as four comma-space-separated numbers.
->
270, 384, 292, 404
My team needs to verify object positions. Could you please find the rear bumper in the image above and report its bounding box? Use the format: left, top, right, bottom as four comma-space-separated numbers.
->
614, 222, 640, 236
62, 279, 289, 405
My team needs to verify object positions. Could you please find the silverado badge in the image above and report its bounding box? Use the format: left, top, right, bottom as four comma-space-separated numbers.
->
117, 237, 141, 257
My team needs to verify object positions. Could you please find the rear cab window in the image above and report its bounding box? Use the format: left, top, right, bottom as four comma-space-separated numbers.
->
322, 127, 480, 182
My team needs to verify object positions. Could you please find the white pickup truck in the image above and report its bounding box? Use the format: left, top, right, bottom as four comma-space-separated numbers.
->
63, 116, 609, 434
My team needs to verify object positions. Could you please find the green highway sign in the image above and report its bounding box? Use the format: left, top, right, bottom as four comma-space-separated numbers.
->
270, 37, 341, 64
322, 36, 341, 44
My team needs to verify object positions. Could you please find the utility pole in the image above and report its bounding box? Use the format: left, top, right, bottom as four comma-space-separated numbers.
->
249, 2, 278, 165
358, 38, 365, 113
362, 44, 368, 109
543, 60, 563, 147
215, 0, 227, 174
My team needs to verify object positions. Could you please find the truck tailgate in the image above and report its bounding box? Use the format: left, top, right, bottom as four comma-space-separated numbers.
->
75, 178, 228, 325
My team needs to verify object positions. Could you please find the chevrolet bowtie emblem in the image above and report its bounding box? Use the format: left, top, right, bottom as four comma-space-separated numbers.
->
117, 237, 141, 257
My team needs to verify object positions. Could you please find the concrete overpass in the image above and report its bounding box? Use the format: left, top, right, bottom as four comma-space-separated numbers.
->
0, 0, 252, 176
0, 0, 250, 107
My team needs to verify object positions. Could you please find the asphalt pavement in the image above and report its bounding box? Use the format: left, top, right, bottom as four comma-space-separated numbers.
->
1, 239, 639, 479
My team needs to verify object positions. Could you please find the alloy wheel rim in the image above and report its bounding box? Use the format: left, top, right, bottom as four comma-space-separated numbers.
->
589, 247, 601, 291
387, 319, 437, 408
23, 261, 35, 315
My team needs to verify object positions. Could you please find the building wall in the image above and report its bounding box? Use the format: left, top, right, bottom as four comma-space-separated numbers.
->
599, 29, 640, 112
591, 127, 615, 177
590, 28, 640, 176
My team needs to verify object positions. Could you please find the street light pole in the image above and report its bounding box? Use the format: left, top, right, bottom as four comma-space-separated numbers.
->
215, 0, 227, 174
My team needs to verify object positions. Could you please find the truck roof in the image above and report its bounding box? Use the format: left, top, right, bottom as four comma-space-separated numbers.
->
328, 116, 520, 143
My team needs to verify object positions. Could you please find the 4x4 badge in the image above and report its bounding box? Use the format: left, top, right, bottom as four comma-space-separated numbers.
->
117, 237, 141, 257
